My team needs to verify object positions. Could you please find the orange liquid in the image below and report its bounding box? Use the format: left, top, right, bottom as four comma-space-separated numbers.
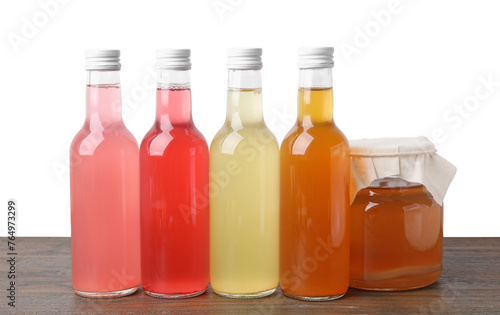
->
280, 88, 350, 299
349, 178, 443, 290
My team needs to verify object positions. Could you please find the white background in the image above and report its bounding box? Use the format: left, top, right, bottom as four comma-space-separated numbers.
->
0, 0, 499, 237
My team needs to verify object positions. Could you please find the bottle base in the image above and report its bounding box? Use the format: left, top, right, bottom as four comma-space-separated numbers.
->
214, 287, 276, 299
144, 288, 206, 299
282, 291, 345, 302
74, 286, 139, 299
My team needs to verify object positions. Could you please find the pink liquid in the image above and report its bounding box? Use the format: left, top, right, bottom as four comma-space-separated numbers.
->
70, 85, 141, 294
140, 88, 209, 297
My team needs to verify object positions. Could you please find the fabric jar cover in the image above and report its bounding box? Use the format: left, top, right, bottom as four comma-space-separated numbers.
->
349, 137, 456, 206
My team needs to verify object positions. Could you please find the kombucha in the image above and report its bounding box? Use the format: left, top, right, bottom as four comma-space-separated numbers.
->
350, 178, 443, 290
71, 51, 140, 298
210, 49, 279, 298
140, 89, 209, 298
280, 86, 350, 300
140, 50, 209, 298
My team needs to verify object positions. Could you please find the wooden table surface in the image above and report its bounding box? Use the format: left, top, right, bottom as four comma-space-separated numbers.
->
1, 237, 499, 314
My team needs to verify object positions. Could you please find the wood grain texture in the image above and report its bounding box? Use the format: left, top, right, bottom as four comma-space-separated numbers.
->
1, 237, 499, 314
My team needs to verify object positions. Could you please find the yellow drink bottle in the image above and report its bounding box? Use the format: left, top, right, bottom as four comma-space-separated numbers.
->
210, 48, 279, 298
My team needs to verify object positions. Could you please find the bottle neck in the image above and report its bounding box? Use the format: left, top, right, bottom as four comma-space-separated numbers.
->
156, 70, 192, 129
226, 69, 263, 128
297, 68, 333, 126
85, 70, 123, 128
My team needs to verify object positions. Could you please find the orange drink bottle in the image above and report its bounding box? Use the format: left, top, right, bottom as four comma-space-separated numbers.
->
280, 47, 350, 301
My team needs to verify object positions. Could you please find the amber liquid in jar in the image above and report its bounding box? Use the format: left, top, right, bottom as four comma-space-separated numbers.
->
349, 177, 443, 291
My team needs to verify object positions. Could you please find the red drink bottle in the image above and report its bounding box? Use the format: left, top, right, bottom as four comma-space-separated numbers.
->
140, 49, 209, 298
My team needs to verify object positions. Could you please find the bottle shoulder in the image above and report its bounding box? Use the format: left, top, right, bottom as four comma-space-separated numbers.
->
282, 124, 348, 149
214, 122, 276, 138
142, 123, 207, 141
140, 125, 208, 155
212, 124, 277, 142
70, 125, 138, 156
210, 124, 278, 155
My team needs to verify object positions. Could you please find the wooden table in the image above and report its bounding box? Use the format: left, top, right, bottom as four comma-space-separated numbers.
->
1, 237, 499, 314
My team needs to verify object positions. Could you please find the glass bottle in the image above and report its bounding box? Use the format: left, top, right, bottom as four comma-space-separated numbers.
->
70, 50, 140, 298
280, 47, 350, 301
210, 48, 279, 298
140, 49, 209, 298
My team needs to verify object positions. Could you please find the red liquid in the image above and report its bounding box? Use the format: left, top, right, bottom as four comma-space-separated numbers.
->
140, 88, 209, 297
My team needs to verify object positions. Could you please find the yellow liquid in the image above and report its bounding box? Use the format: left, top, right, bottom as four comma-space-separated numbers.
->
210, 89, 279, 296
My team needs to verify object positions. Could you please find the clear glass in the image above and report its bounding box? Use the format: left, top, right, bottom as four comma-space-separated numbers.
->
70, 70, 140, 298
280, 68, 350, 301
350, 177, 443, 291
210, 69, 279, 298
140, 69, 209, 299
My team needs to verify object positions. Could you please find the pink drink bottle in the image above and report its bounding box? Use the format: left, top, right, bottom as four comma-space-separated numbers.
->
70, 50, 140, 298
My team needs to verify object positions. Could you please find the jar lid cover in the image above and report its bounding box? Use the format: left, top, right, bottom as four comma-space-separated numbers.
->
350, 137, 436, 157
349, 137, 456, 206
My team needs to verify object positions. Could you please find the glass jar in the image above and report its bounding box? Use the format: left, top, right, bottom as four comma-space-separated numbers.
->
349, 177, 443, 291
